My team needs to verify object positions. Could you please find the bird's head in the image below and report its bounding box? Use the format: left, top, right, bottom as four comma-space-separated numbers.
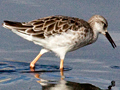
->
88, 15, 116, 48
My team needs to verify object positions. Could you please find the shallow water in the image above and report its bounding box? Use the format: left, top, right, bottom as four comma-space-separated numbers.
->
0, 0, 120, 90
0, 58, 119, 90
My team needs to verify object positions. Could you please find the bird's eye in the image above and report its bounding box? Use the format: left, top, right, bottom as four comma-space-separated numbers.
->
103, 23, 107, 29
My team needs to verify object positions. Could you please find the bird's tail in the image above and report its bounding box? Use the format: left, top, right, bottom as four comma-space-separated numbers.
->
2, 20, 34, 41
2, 20, 45, 44
2, 20, 32, 30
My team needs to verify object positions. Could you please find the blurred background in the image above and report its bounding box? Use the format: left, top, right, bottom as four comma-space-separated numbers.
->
0, 0, 120, 90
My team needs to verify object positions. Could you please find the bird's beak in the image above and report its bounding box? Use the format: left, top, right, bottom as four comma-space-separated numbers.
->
105, 32, 116, 48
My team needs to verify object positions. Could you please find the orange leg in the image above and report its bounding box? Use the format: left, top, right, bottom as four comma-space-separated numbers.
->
60, 59, 64, 79
30, 49, 49, 69
60, 59, 64, 70
30, 52, 42, 68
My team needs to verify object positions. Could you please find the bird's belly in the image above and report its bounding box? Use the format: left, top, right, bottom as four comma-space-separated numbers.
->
38, 30, 92, 53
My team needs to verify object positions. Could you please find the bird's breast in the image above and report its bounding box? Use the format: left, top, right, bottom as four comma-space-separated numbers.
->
43, 28, 93, 52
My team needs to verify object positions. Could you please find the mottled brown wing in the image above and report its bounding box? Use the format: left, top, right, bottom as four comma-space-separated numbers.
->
4, 15, 90, 39
24, 15, 91, 38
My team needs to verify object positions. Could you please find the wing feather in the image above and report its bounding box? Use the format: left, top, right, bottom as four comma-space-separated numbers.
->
3, 15, 91, 39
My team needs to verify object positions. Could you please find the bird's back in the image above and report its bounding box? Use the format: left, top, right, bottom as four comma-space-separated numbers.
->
3, 15, 94, 52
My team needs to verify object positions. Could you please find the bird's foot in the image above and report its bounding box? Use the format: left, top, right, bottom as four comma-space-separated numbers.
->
30, 63, 35, 71
30, 62, 35, 68
60, 68, 65, 80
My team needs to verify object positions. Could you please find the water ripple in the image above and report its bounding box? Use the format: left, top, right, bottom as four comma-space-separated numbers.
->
110, 66, 120, 69
0, 60, 72, 84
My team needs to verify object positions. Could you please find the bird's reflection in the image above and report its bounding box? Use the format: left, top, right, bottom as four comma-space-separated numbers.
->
31, 68, 115, 90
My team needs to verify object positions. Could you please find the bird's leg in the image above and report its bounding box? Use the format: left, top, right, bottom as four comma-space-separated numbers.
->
30, 49, 49, 69
30, 52, 42, 68
60, 59, 65, 79
60, 59, 64, 70
60, 69, 65, 80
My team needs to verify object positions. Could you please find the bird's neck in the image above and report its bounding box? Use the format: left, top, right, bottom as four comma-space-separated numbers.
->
89, 23, 100, 44
93, 29, 100, 42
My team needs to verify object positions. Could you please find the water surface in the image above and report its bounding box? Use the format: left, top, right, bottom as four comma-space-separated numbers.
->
0, 0, 120, 90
